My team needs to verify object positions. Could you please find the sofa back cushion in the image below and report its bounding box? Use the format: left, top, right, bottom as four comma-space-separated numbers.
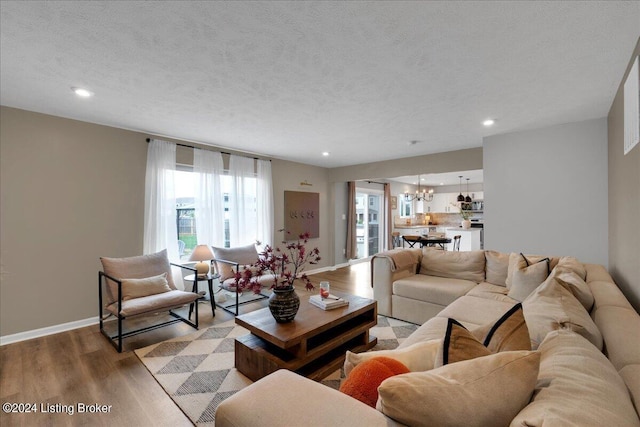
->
511, 330, 640, 427
523, 273, 603, 350
484, 250, 510, 286
420, 249, 485, 283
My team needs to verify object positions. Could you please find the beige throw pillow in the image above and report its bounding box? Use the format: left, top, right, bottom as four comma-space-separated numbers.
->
377, 351, 540, 427
435, 304, 531, 368
508, 257, 550, 302
506, 252, 558, 289
472, 303, 532, 353
434, 319, 491, 367
121, 273, 171, 300
343, 339, 441, 377
523, 274, 603, 350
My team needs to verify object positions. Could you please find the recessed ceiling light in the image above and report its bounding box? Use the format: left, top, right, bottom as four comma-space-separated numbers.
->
483, 119, 495, 127
440, 182, 444, 185
322, 152, 330, 156
72, 87, 93, 97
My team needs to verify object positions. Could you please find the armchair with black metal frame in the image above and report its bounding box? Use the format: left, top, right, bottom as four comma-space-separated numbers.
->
98, 249, 204, 352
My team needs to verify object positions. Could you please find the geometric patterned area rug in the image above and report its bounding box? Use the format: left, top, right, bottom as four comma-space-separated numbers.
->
135, 315, 418, 426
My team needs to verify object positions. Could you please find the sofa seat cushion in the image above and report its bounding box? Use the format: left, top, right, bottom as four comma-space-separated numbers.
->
466, 282, 517, 303
420, 249, 486, 283
437, 295, 517, 329
510, 330, 640, 427
393, 275, 476, 307
105, 290, 200, 317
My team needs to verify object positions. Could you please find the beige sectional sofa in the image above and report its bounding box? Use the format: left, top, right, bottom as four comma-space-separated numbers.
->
215, 248, 640, 426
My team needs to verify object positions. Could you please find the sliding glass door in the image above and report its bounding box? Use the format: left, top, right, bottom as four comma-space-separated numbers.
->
355, 189, 384, 259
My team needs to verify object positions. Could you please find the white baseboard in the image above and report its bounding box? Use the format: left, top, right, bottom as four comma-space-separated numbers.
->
0, 316, 100, 346
0, 263, 359, 346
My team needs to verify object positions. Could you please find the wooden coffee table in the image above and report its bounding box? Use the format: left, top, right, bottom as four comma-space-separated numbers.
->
234, 291, 377, 382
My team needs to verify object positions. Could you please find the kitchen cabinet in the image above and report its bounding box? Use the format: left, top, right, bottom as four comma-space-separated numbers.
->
426, 193, 459, 213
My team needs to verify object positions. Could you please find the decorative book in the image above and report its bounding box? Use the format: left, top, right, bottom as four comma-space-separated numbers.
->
309, 294, 349, 310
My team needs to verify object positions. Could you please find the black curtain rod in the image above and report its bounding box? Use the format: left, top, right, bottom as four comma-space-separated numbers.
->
145, 138, 268, 161
366, 180, 386, 185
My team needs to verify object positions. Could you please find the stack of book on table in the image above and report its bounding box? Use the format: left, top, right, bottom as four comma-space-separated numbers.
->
309, 294, 349, 310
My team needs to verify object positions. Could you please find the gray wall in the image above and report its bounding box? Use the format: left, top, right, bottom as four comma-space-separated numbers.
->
1, 107, 148, 336
483, 118, 609, 266
607, 38, 640, 312
0, 107, 332, 337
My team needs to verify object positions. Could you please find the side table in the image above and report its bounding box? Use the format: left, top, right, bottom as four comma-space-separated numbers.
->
184, 273, 220, 317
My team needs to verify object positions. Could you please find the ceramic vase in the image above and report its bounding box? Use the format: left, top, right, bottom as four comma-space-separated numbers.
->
268, 287, 300, 323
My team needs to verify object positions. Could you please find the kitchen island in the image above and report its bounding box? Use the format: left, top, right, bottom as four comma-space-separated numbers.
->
445, 228, 481, 251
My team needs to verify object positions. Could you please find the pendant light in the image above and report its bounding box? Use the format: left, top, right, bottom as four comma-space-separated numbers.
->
457, 176, 465, 202
465, 178, 472, 203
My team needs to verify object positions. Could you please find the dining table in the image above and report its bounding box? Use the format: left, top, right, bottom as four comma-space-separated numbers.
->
402, 235, 452, 249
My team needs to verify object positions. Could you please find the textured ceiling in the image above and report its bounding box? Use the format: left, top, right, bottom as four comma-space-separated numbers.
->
1, 1, 638, 168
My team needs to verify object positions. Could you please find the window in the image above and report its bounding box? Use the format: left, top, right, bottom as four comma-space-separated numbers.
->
398, 194, 413, 218
175, 169, 248, 259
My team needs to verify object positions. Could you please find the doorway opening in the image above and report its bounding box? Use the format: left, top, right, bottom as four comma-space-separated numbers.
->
355, 189, 384, 259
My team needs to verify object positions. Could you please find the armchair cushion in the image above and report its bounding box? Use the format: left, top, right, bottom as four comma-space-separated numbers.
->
212, 244, 258, 281
100, 249, 176, 304
105, 289, 200, 317
121, 272, 171, 300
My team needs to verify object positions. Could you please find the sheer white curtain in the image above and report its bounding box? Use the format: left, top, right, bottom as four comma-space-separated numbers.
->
256, 159, 274, 248
143, 139, 179, 260
228, 155, 257, 246
193, 149, 225, 247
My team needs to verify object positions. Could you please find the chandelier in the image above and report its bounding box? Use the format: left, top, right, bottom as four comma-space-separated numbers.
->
405, 175, 434, 202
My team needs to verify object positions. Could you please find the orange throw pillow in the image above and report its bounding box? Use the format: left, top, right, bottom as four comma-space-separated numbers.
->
340, 356, 410, 407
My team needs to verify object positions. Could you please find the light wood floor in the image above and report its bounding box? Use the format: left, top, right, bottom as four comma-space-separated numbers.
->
0, 262, 371, 426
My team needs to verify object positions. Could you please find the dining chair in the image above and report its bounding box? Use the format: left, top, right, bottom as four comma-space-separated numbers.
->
452, 235, 461, 251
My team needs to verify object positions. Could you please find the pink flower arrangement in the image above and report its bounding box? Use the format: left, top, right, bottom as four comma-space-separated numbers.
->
233, 231, 321, 293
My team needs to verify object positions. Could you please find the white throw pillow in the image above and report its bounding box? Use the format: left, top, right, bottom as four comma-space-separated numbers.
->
343, 339, 441, 377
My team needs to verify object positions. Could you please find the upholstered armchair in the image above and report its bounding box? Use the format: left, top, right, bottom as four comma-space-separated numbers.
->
99, 249, 203, 352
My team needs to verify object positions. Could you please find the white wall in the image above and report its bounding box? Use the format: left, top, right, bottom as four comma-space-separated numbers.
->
483, 118, 608, 265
